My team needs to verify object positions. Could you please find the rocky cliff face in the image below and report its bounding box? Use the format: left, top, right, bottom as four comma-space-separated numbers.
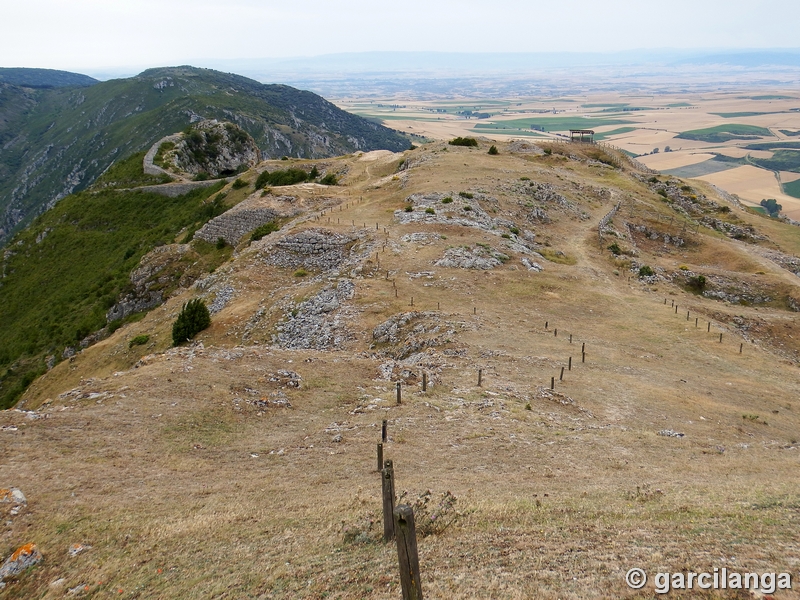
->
163, 121, 260, 178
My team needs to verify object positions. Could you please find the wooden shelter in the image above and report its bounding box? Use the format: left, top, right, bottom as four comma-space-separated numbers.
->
569, 129, 595, 143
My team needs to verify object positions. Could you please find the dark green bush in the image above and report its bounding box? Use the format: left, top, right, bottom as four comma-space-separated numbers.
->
687, 274, 707, 292
425, 208, 435, 214
459, 191, 474, 199
232, 178, 248, 190
250, 221, 279, 242
608, 242, 622, 255
320, 173, 338, 186
404, 205, 413, 212
172, 299, 211, 346
129, 334, 150, 348
309, 165, 319, 179
256, 168, 308, 188
441, 197, 453, 204
448, 137, 478, 147
488, 145, 499, 155
216, 237, 226, 249
638, 265, 654, 278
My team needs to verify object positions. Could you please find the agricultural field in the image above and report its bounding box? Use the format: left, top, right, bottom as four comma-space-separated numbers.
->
337, 90, 800, 218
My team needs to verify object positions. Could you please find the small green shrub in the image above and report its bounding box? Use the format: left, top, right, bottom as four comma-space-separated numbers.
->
459, 191, 474, 199
281, 156, 289, 161
509, 226, 520, 235
309, 165, 319, 179
608, 242, 621, 255
543, 148, 552, 156
687, 274, 707, 292
449, 137, 478, 147
294, 268, 308, 277
194, 172, 211, 181
216, 237, 226, 250
657, 189, 669, 198
441, 197, 453, 204
250, 221, 279, 242
404, 205, 414, 212
320, 173, 338, 186
232, 178, 248, 190
520, 176, 530, 181
425, 208, 435, 214
648, 176, 659, 183
463, 205, 473, 211
638, 265, 654, 278
488, 145, 499, 155
129, 334, 150, 348
172, 299, 211, 346
501, 233, 511, 239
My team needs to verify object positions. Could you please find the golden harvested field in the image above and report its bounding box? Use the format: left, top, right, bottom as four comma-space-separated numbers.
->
3, 140, 800, 598
339, 90, 800, 219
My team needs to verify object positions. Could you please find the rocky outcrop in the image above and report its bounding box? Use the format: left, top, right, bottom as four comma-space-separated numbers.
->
0, 543, 42, 584
264, 229, 355, 271
163, 120, 260, 178
275, 279, 356, 349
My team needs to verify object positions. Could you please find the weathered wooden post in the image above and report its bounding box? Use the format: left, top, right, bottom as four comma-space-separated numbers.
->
554, 328, 558, 337
671, 300, 674, 307
411, 296, 414, 307
550, 376, 555, 390
675, 305, 678, 314
477, 369, 482, 387
664, 298, 667, 305
393, 504, 423, 600
377, 443, 383, 471
437, 302, 440, 310
707, 322, 711, 332
396, 382, 402, 404
382, 419, 388, 442
581, 342, 585, 354
545, 321, 548, 330
473, 307, 476, 315
569, 334, 572, 343
582, 351, 586, 363
568, 356, 572, 371
422, 372, 427, 392
739, 343, 743, 354
382, 460, 396, 542
719, 333, 723, 343
560, 366, 564, 381
695, 318, 698, 328
686, 311, 690, 320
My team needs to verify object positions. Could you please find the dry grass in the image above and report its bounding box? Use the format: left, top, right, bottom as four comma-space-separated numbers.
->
3, 140, 800, 599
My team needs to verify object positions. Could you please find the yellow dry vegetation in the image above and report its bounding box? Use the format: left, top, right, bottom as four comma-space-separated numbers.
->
3, 141, 800, 599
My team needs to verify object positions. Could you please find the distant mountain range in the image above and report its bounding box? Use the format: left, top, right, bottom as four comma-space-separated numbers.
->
0, 66, 410, 245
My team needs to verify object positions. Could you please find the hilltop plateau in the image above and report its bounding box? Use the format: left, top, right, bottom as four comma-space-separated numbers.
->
0, 66, 410, 245
1, 138, 800, 598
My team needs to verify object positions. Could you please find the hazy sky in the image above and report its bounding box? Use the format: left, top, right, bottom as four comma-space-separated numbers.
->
3, 0, 800, 73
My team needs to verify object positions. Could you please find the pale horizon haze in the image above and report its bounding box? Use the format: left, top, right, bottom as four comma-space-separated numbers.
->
3, 0, 800, 77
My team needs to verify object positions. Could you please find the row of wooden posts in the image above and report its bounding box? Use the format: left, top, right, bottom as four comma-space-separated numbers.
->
664, 297, 744, 353
379, 421, 423, 600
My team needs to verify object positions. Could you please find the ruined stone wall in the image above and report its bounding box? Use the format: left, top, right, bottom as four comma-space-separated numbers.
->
194, 207, 279, 245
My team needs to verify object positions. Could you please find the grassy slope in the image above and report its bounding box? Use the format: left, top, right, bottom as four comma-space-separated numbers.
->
3, 143, 800, 599
0, 152, 226, 408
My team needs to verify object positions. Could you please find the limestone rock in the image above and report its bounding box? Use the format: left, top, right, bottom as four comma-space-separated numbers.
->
0, 543, 43, 581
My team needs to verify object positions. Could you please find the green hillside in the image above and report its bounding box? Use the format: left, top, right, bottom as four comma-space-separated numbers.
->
0, 67, 98, 89
0, 152, 229, 409
0, 66, 409, 245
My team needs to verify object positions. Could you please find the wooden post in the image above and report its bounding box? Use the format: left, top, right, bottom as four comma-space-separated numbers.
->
675, 305, 678, 314
396, 382, 402, 404
377, 443, 383, 471
382, 419, 388, 442
422, 372, 427, 392
396, 289, 398, 298
664, 298, 667, 305
477, 369, 482, 387
671, 300, 674, 307
560, 366, 564, 381
411, 297, 414, 307
569, 334, 572, 344
437, 302, 440, 310
473, 307, 476, 315
581, 342, 585, 353
739, 343, 743, 354
394, 504, 423, 600
550, 376, 555, 390
707, 322, 711, 332
568, 356, 572, 371
695, 318, 698, 327
554, 329, 557, 337
582, 352, 585, 363
719, 333, 723, 343
382, 461, 396, 542
686, 311, 690, 320
545, 321, 548, 330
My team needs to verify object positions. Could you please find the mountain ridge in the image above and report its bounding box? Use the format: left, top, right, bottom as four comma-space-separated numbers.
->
0, 66, 410, 245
